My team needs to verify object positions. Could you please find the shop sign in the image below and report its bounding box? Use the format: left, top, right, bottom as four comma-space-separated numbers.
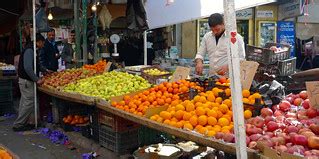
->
236, 9, 253, 20
256, 10, 273, 18
306, 81, 319, 109
277, 21, 295, 56
278, 0, 304, 20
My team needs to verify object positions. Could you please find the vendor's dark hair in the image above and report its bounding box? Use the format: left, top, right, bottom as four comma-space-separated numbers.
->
48, 28, 55, 33
71, 30, 75, 34
36, 33, 45, 42
208, 13, 224, 27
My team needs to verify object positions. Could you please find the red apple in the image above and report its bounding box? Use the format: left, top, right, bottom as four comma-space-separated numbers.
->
275, 145, 288, 153
287, 145, 305, 155
266, 121, 279, 131
264, 132, 275, 138
303, 99, 311, 109
309, 124, 319, 135
279, 101, 291, 112
223, 133, 235, 143
272, 104, 280, 112
275, 115, 285, 122
299, 91, 308, 100
215, 132, 224, 139
274, 110, 284, 117
285, 112, 297, 119
261, 107, 273, 117
252, 116, 265, 128
249, 134, 262, 141
264, 116, 275, 124
285, 125, 299, 133
307, 108, 318, 118
291, 134, 308, 146
293, 98, 303, 106
277, 132, 291, 143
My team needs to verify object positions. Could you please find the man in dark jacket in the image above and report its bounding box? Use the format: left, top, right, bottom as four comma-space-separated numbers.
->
61, 30, 76, 69
40, 28, 59, 72
13, 34, 47, 131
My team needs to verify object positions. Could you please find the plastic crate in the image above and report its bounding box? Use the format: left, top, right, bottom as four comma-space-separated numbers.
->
0, 101, 14, 115
138, 126, 164, 146
81, 124, 99, 142
99, 124, 139, 155
0, 88, 13, 102
278, 57, 296, 76
99, 110, 140, 132
141, 66, 171, 84
246, 43, 291, 65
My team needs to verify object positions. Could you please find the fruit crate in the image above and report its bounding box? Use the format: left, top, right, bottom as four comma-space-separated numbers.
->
0, 101, 14, 115
81, 124, 99, 142
138, 126, 165, 146
98, 109, 140, 132
99, 124, 139, 155
246, 43, 291, 65
140, 66, 171, 85
277, 57, 296, 76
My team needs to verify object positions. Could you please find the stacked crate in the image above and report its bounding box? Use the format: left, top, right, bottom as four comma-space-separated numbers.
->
246, 43, 296, 77
98, 109, 140, 155
0, 80, 13, 115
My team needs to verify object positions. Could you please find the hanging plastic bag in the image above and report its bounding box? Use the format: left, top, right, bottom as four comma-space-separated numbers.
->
98, 5, 112, 30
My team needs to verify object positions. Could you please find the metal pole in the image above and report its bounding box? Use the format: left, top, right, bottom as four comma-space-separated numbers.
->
93, 4, 98, 63
18, 20, 22, 53
32, 0, 38, 128
74, 0, 81, 65
82, 0, 88, 64
144, 31, 147, 65
223, 0, 247, 158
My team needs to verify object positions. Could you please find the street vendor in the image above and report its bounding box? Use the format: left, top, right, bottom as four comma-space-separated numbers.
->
13, 34, 46, 131
194, 13, 246, 75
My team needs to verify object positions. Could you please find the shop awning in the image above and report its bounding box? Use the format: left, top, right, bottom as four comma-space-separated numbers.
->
145, 0, 276, 29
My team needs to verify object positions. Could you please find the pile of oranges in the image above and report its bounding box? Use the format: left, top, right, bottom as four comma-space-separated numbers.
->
83, 60, 107, 73
0, 148, 12, 159
111, 80, 204, 116
150, 89, 234, 137
63, 115, 89, 125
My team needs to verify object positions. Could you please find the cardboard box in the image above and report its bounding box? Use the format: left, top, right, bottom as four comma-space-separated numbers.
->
257, 142, 304, 159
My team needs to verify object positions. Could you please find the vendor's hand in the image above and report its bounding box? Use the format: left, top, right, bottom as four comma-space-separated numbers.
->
37, 79, 44, 85
217, 65, 228, 76
195, 62, 203, 75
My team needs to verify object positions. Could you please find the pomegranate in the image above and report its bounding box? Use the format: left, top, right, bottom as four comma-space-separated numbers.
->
307, 108, 318, 118
264, 116, 275, 124
287, 145, 306, 155
293, 98, 303, 106
279, 101, 291, 112
249, 134, 262, 141
308, 136, 319, 149
291, 134, 308, 146
215, 132, 224, 139
309, 124, 319, 135
299, 91, 308, 100
261, 107, 273, 117
272, 104, 280, 112
271, 136, 286, 145
223, 133, 235, 143
248, 141, 258, 149
252, 116, 265, 128
303, 99, 311, 109
266, 121, 279, 132
274, 145, 288, 153
285, 125, 299, 133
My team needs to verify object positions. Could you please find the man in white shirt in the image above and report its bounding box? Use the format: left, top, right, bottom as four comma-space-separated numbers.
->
195, 13, 246, 75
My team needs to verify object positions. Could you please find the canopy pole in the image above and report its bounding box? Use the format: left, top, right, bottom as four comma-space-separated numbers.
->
74, 0, 81, 65
32, 0, 38, 128
82, 0, 88, 64
93, 3, 98, 63
144, 31, 147, 65
223, 0, 247, 158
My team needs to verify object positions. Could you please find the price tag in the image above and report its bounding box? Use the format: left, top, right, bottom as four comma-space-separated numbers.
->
170, 66, 191, 82
306, 81, 319, 108
104, 62, 112, 72
240, 61, 259, 90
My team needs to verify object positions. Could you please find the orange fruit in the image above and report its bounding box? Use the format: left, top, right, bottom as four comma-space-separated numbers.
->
242, 98, 249, 104
195, 107, 206, 116
176, 104, 185, 111
244, 110, 252, 119
163, 119, 171, 125
223, 99, 232, 107
195, 125, 203, 131
156, 117, 164, 123
252, 93, 262, 99
205, 125, 213, 130
183, 123, 193, 130
207, 130, 216, 137
171, 100, 180, 106
211, 102, 219, 108
199, 96, 207, 103
207, 110, 217, 118
176, 121, 184, 128
169, 121, 177, 127
225, 88, 231, 97
170, 111, 176, 117
186, 103, 195, 112
242, 89, 250, 98
222, 115, 232, 122
198, 127, 208, 135
183, 112, 192, 121
175, 110, 184, 120
213, 125, 222, 132
165, 98, 172, 104
207, 93, 215, 102
111, 101, 117, 107
195, 102, 203, 108
193, 95, 201, 103
160, 111, 172, 120
198, 115, 208, 126
221, 129, 230, 134
219, 76, 227, 84
207, 116, 217, 126
218, 117, 230, 127
167, 106, 175, 112
189, 116, 198, 126
215, 97, 223, 104
219, 104, 229, 114
157, 99, 165, 105
150, 115, 158, 121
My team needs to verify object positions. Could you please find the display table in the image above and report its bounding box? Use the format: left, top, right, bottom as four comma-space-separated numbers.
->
38, 87, 96, 106
96, 102, 259, 159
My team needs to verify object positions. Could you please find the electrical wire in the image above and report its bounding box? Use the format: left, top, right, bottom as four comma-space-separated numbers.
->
0, 8, 19, 16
